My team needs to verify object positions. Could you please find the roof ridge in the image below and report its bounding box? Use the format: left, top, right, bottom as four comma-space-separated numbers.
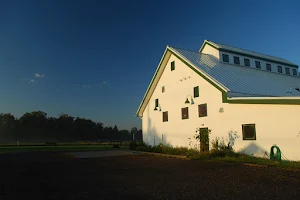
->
207, 40, 292, 63
169, 46, 202, 54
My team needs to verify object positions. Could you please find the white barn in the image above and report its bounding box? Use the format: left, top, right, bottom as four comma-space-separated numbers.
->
136, 40, 300, 161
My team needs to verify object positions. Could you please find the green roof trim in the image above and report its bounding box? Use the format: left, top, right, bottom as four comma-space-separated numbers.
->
224, 98, 300, 105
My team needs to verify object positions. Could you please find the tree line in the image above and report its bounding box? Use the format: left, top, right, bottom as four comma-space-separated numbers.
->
0, 111, 142, 142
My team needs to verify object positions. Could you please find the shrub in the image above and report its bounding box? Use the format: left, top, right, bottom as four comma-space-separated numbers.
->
129, 141, 146, 150
135, 143, 199, 156
129, 141, 138, 150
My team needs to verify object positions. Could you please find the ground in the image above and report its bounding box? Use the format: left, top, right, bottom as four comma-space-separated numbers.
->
0, 151, 299, 200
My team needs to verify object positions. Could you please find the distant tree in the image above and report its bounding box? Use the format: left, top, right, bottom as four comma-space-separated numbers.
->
0, 113, 16, 140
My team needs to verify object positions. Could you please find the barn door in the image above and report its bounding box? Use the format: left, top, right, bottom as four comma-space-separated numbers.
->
200, 128, 209, 152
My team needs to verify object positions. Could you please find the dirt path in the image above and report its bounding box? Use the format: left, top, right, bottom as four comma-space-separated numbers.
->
0, 152, 299, 200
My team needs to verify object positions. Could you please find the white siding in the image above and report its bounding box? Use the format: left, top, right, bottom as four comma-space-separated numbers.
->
142, 53, 300, 161
201, 44, 220, 59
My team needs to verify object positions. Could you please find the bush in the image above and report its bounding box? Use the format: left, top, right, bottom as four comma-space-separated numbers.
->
129, 141, 138, 150
129, 141, 146, 150
135, 143, 199, 156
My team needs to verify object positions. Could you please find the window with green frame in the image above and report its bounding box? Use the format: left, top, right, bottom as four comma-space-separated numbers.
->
194, 86, 199, 98
155, 99, 158, 107
242, 124, 256, 140
171, 61, 175, 71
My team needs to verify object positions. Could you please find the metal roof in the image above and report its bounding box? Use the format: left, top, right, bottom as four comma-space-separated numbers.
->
202, 40, 298, 67
170, 47, 300, 97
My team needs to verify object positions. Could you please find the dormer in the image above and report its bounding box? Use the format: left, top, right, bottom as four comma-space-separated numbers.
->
199, 40, 299, 76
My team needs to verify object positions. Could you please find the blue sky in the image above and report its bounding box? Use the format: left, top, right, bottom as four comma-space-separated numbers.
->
0, 0, 299, 130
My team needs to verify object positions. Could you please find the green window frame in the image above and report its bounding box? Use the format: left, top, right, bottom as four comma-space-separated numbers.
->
155, 99, 159, 107
171, 61, 175, 71
242, 124, 256, 140
194, 86, 199, 98
244, 58, 250, 67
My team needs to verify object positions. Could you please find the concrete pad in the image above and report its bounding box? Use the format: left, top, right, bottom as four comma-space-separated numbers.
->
66, 150, 135, 158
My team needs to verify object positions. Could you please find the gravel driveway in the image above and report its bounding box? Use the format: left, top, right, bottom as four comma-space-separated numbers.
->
0, 151, 299, 200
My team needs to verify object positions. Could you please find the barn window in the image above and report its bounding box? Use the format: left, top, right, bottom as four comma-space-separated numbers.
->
162, 111, 168, 122
198, 104, 207, 117
278, 66, 282, 73
292, 69, 297, 76
194, 86, 199, 98
242, 124, 256, 140
266, 63, 272, 71
255, 61, 261, 69
244, 58, 250, 67
234, 56, 240, 65
181, 107, 189, 120
222, 54, 229, 62
155, 99, 159, 107
171, 61, 175, 71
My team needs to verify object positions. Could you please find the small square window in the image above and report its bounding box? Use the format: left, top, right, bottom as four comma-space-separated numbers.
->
292, 69, 297, 76
255, 61, 261, 69
233, 56, 240, 65
244, 58, 250, 67
278, 66, 282, 73
222, 54, 229, 62
194, 86, 199, 98
198, 104, 207, 117
285, 67, 290, 75
162, 86, 165, 93
181, 107, 189, 120
242, 124, 256, 140
171, 61, 175, 71
266, 63, 271, 71
162, 111, 168, 122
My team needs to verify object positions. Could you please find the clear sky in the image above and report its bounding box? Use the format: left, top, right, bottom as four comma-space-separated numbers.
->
0, 0, 299, 130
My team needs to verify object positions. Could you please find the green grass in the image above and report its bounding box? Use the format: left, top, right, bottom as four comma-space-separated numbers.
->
191, 153, 300, 170
0, 145, 129, 153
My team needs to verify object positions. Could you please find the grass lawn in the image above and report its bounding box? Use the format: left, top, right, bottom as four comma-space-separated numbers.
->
0, 145, 129, 153
191, 154, 300, 170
